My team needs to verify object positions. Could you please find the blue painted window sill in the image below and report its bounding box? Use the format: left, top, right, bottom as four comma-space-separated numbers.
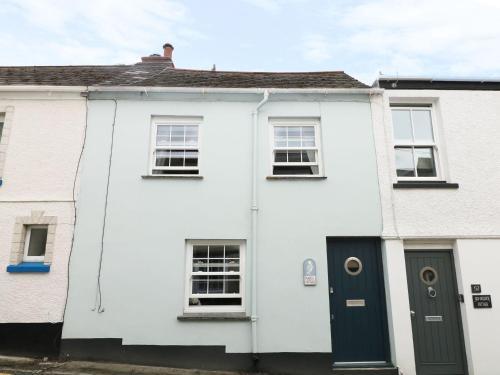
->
7, 262, 50, 273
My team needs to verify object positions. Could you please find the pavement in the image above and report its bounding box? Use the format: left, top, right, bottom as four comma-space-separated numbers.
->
0, 356, 266, 375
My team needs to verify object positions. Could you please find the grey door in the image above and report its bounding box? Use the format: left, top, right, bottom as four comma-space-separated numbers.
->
405, 251, 467, 375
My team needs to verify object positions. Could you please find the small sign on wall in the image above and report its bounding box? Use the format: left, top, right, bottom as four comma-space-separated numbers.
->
303, 258, 317, 286
473, 295, 492, 308
471, 284, 482, 294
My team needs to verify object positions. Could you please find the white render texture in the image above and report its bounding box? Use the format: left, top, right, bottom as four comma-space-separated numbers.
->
0, 94, 86, 323
373, 89, 500, 375
373, 90, 500, 238
62, 93, 382, 353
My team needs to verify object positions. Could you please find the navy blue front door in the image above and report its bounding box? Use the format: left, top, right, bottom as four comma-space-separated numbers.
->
327, 238, 389, 364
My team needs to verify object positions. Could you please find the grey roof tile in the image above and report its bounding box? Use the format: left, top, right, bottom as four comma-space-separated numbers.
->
0, 63, 367, 89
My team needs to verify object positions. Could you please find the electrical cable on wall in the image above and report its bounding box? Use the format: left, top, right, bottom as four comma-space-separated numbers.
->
62, 87, 89, 321
93, 98, 118, 314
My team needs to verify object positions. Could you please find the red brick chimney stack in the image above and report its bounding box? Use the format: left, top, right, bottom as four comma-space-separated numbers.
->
163, 43, 174, 59
140, 43, 175, 67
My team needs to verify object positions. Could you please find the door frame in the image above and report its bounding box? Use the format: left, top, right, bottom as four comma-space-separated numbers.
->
327, 237, 392, 366
404, 248, 469, 375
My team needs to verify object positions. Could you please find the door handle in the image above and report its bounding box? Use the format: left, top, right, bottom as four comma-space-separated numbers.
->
410, 310, 416, 317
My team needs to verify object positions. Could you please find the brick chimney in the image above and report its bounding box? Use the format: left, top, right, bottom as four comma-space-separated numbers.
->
163, 43, 174, 59
140, 43, 175, 67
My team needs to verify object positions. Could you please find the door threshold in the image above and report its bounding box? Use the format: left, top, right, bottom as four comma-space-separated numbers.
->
334, 361, 389, 368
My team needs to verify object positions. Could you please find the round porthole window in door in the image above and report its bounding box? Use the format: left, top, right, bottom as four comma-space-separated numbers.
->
420, 266, 438, 285
344, 257, 363, 276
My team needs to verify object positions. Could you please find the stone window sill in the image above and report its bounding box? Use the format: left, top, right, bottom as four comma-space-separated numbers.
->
266, 176, 327, 180
141, 175, 203, 180
7, 262, 51, 273
393, 181, 459, 189
177, 313, 250, 322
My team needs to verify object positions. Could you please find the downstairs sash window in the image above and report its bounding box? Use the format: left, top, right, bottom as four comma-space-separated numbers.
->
185, 240, 245, 312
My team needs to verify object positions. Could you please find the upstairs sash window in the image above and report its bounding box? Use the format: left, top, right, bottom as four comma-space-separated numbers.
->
151, 118, 201, 175
271, 119, 322, 176
391, 107, 439, 179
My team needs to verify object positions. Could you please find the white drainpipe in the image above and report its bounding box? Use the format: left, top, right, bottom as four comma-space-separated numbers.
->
250, 90, 270, 359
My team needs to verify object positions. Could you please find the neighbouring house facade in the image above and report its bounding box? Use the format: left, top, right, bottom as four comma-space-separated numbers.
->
59, 46, 395, 374
372, 77, 500, 375
0, 84, 87, 356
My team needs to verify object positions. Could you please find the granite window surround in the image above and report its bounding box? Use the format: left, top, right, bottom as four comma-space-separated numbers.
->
0, 107, 14, 186
7, 211, 57, 273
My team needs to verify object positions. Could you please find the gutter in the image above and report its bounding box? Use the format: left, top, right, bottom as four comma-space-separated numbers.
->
0, 85, 87, 92
87, 86, 382, 95
250, 90, 269, 362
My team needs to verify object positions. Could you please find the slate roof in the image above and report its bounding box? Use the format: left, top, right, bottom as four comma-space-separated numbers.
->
0, 63, 367, 89
376, 77, 500, 91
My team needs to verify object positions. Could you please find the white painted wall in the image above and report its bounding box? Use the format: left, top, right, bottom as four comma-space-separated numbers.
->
0, 93, 86, 323
374, 90, 500, 238
372, 89, 500, 375
454, 239, 500, 375
62, 92, 382, 353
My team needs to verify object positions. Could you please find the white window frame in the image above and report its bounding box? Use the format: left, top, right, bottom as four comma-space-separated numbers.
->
149, 116, 202, 176
269, 118, 324, 177
391, 106, 442, 181
23, 225, 48, 262
184, 240, 246, 313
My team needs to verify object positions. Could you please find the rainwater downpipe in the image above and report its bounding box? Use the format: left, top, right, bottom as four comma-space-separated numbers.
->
250, 90, 269, 363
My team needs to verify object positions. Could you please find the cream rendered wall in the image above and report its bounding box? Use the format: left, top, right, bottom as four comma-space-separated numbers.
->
372, 89, 500, 375
0, 92, 86, 323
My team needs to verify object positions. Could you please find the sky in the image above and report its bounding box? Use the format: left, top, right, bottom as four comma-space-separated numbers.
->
1, 0, 500, 84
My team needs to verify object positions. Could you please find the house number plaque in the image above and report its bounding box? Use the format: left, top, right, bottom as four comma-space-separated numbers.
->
303, 258, 317, 286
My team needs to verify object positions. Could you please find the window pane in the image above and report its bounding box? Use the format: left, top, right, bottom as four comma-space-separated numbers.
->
190, 297, 242, 306
274, 127, 287, 147
208, 276, 224, 293
288, 151, 301, 162
156, 125, 171, 146
302, 126, 315, 147
301, 150, 316, 162
287, 127, 301, 147
170, 150, 184, 166
209, 245, 224, 258
185, 126, 198, 146
155, 150, 170, 166
185, 150, 198, 167
0, 122, 4, 142
27, 228, 48, 257
275, 150, 287, 162
412, 110, 434, 142
193, 245, 208, 258
225, 245, 239, 258
193, 258, 207, 272
224, 276, 240, 294
192, 276, 208, 294
395, 148, 415, 177
152, 169, 199, 175
273, 165, 318, 175
392, 110, 413, 142
171, 128, 185, 146
415, 147, 437, 177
